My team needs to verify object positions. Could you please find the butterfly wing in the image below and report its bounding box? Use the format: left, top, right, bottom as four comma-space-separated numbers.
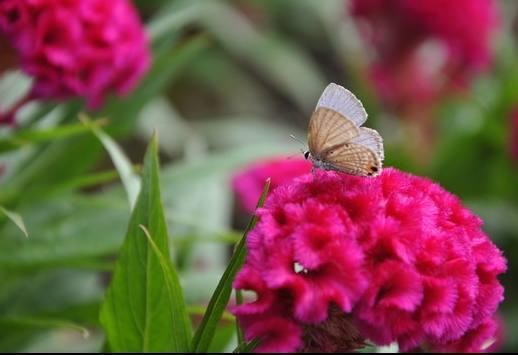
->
351, 127, 384, 161
316, 83, 368, 127
308, 107, 360, 156
308, 82, 384, 177
322, 142, 382, 176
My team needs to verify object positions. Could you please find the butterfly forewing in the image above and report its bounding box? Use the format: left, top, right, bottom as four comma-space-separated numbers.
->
323, 143, 382, 176
316, 83, 368, 127
308, 107, 359, 157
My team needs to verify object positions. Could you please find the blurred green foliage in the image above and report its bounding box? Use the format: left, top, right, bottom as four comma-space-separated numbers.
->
1, 0, 518, 352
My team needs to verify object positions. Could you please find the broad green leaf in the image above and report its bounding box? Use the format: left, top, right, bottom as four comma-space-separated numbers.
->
80, 114, 141, 209
99, 136, 192, 352
0, 206, 28, 238
191, 179, 271, 353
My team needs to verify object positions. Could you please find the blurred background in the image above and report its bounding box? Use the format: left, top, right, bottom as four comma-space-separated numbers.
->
0, 0, 517, 352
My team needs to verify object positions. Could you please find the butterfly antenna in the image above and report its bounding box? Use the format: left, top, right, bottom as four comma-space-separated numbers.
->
289, 134, 306, 148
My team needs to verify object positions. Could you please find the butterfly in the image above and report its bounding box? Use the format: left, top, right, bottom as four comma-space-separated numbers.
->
303, 83, 384, 177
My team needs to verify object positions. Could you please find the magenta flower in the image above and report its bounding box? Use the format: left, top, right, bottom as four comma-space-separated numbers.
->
232, 168, 506, 352
350, 0, 499, 113
232, 157, 312, 213
0, 0, 150, 124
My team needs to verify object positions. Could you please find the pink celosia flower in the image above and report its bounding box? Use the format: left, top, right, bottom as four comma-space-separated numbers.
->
232, 168, 506, 352
350, 0, 499, 113
0, 0, 150, 124
232, 157, 312, 213
435, 316, 503, 352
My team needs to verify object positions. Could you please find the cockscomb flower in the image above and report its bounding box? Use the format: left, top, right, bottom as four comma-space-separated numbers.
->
350, 0, 499, 112
232, 157, 312, 213
0, 0, 150, 124
232, 168, 506, 352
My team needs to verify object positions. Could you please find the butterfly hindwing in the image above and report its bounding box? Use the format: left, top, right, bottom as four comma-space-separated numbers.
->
322, 142, 382, 176
308, 107, 360, 156
351, 127, 384, 161
316, 83, 368, 127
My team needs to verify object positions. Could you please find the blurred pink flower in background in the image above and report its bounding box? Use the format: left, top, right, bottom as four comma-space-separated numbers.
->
350, 0, 499, 113
0, 35, 16, 74
232, 167, 506, 352
0, 0, 151, 124
232, 157, 312, 213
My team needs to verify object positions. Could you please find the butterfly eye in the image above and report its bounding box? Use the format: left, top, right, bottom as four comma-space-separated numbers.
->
370, 166, 378, 172
304, 151, 310, 159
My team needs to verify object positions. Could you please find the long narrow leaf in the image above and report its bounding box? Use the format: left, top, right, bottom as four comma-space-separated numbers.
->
80, 114, 141, 209
191, 179, 271, 353
0, 316, 90, 338
232, 338, 261, 353
99, 135, 192, 352
0, 119, 108, 154
235, 289, 245, 345
0, 206, 28, 238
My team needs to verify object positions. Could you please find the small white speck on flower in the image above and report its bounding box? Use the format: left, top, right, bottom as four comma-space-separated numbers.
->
293, 262, 308, 274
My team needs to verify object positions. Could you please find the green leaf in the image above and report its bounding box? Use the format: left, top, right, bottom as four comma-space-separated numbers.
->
0, 206, 28, 238
187, 305, 234, 323
196, 1, 326, 114
191, 179, 271, 353
232, 338, 261, 353
235, 289, 245, 345
43, 168, 133, 197
0, 143, 289, 271
80, 114, 141, 209
147, 0, 203, 43
0, 118, 108, 154
0, 316, 90, 339
1, 36, 208, 206
99, 135, 192, 352
209, 322, 237, 353
0, 193, 128, 270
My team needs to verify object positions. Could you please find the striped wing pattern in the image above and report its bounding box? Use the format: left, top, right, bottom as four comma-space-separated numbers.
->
307, 83, 384, 177
323, 143, 382, 176
308, 107, 359, 155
